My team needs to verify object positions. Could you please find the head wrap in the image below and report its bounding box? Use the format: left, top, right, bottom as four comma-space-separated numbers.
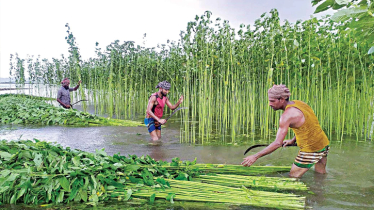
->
156, 80, 171, 90
268, 84, 291, 99
61, 78, 70, 85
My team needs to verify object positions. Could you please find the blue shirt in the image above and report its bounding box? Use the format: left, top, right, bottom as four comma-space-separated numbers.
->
57, 86, 75, 105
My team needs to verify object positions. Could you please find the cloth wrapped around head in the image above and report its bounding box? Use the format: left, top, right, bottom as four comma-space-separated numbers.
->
61, 78, 70, 85
268, 84, 291, 99
156, 80, 171, 90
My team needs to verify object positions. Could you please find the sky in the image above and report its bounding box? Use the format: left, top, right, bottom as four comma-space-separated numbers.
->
0, 0, 330, 78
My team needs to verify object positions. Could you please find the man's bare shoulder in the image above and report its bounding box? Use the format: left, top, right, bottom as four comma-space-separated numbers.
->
281, 107, 304, 126
281, 107, 303, 120
148, 95, 157, 103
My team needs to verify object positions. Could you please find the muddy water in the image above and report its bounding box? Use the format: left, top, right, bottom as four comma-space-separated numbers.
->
1, 123, 373, 210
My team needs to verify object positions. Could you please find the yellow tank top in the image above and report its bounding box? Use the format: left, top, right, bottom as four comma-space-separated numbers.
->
286, 100, 329, 152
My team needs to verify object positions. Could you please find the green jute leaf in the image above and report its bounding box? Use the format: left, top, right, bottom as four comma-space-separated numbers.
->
74, 192, 81, 202
6, 173, 19, 182
293, 39, 299, 47
91, 190, 99, 202
59, 176, 70, 192
0, 169, 11, 177
17, 187, 27, 200
335, 0, 350, 5
91, 175, 98, 189
47, 182, 53, 201
68, 187, 78, 200
80, 189, 88, 202
56, 191, 64, 204
125, 165, 141, 173
156, 177, 166, 185
33, 152, 43, 167
0, 151, 12, 161
72, 156, 80, 166
95, 148, 107, 156
10, 194, 16, 204
0, 186, 10, 193
166, 193, 175, 204
368, 46, 374, 54
191, 157, 197, 165
331, 7, 367, 22
332, 2, 347, 9
175, 172, 188, 181
149, 193, 156, 204
112, 162, 123, 169
124, 189, 132, 201
312, 0, 324, 6
314, 0, 334, 13
142, 169, 155, 186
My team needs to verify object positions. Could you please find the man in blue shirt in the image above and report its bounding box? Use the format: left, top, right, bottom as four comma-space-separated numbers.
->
57, 78, 81, 109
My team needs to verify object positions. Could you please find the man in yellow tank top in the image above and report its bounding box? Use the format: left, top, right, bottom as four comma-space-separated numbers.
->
242, 84, 330, 178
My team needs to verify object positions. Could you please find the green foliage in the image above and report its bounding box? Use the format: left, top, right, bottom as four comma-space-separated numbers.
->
313, 0, 374, 46
0, 140, 307, 209
0, 139, 189, 205
0, 95, 141, 127
0, 94, 55, 101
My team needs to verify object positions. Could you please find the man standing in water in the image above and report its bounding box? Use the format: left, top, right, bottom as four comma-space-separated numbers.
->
146, 80, 183, 141
57, 78, 81, 109
242, 85, 330, 178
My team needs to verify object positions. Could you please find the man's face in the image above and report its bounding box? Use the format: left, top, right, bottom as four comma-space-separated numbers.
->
63, 80, 70, 87
268, 96, 283, 110
161, 88, 169, 96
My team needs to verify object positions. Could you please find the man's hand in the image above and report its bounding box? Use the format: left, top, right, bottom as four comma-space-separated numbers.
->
78, 80, 82, 85
159, 119, 167, 125
65, 104, 71, 109
282, 139, 296, 147
241, 155, 258, 167
178, 95, 184, 104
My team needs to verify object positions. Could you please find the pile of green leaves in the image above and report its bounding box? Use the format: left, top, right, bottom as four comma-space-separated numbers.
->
0, 139, 200, 205
0, 94, 55, 101
0, 140, 308, 209
0, 95, 141, 126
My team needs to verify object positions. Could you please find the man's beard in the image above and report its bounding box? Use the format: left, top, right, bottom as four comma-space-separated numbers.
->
64, 85, 69, 89
161, 91, 167, 96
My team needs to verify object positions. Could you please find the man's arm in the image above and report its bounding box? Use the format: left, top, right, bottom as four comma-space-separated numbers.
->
57, 99, 70, 108
242, 110, 293, 167
165, 95, 183, 110
71, 80, 82, 91
146, 96, 166, 124
283, 136, 296, 147
253, 120, 289, 158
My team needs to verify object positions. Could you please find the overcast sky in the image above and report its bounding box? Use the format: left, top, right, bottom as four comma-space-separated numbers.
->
0, 0, 329, 78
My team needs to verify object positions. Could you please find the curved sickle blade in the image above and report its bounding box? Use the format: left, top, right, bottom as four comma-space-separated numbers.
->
243, 142, 298, 155
165, 107, 188, 121
71, 99, 88, 106
243, 144, 269, 155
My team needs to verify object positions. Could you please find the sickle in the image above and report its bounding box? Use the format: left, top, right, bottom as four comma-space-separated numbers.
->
165, 107, 188, 121
243, 144, 269, 155
243, 142, 297, 155
71, 99, 88, 106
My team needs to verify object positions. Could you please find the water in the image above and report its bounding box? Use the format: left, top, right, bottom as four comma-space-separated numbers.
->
0, 122, 373, 209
